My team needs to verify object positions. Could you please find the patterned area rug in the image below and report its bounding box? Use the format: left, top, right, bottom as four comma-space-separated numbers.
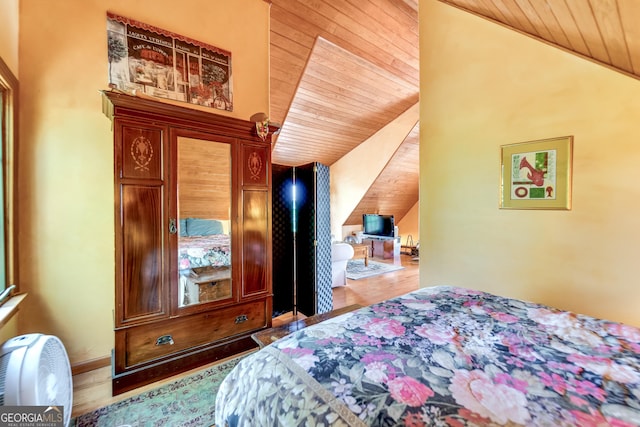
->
71, 355, 245, 427
346, 259, 404, 280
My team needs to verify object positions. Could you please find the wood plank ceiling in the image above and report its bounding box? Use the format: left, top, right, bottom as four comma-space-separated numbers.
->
269, 0, 639, 228
440, 0, 640, 79
269, 0, 420, 228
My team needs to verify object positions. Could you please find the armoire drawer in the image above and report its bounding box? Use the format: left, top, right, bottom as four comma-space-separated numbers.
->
121, 300, 267, 368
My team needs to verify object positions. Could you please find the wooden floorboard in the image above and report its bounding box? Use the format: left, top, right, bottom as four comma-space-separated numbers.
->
71, 254, 419, 418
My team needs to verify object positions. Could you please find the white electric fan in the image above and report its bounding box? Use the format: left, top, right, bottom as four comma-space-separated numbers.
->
0, 334, 73, 426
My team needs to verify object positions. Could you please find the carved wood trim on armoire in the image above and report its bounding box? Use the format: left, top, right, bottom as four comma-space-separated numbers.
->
102, 91, 273, 395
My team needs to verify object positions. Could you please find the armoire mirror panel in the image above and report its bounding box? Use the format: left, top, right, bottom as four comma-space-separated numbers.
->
177, 137, 232, 307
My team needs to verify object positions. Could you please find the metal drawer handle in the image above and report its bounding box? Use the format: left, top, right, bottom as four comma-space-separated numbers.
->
156, 334, 174, 346
235, 314, 248, 324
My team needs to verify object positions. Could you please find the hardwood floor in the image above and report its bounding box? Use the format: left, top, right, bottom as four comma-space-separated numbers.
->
333, 254, 419, 308
71, 254, 419, 418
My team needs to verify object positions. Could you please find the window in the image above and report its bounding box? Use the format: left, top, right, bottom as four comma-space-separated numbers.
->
0, 55, 18, 303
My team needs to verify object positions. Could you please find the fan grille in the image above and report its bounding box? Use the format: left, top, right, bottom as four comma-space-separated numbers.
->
0, 353, 9, 406
0, 334, 73, 426
36, 336, 72, 406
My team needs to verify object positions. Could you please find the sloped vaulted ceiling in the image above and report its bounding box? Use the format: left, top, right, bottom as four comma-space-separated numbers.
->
269, 0, 420, 226
269, 0, 640, 226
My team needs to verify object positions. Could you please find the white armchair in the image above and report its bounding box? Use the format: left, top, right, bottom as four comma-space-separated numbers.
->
331, 242, 354, 288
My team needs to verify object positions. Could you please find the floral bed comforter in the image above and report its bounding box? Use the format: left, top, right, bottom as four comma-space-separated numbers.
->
215, 286, 640, 426
178, 234, 230, 270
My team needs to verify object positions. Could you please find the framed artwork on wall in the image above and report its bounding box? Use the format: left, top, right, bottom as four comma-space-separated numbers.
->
106, 12, 233, 112
500, 136, 573, 210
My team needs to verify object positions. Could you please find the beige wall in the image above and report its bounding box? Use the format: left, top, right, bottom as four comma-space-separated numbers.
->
0, 0, 19, 76
419, 0, 640, 327
17, 0, 270, 365
0, 317, 18, 344
397, 201, 418, 247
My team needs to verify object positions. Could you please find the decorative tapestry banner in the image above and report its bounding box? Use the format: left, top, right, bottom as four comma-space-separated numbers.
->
106, 12, 233, 111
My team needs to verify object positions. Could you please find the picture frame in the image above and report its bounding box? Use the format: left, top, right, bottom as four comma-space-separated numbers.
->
106, 12, 233, 112
500, 136, 573, 210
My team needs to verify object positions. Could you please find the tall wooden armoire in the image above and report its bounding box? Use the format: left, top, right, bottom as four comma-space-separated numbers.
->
272, 162, 332, 317
103, 91, 273, 395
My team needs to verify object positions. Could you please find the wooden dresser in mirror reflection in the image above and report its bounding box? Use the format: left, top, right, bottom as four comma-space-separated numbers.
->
102, 91, 274, 395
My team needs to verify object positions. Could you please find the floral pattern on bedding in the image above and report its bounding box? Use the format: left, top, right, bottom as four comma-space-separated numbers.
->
178, 234, 230, 270
215, 286, 640, 426
215, 346, 368, 427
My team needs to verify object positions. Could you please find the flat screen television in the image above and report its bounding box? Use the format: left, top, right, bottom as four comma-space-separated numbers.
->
362, 214, 395, 238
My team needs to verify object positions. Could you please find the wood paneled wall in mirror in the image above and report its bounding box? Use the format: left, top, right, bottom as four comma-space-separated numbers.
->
103, 90, 274, 395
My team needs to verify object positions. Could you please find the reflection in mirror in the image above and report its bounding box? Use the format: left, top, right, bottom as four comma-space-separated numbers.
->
177, 137, 231, 307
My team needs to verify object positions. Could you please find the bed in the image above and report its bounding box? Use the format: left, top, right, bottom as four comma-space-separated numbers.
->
178, 218, 231, 306
214, 286, 640, 426
178, 234, 231, 270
